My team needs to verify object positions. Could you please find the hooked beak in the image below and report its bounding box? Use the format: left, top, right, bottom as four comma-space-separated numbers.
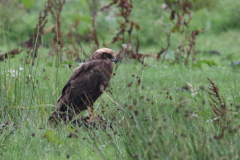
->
110, 58, 118, 63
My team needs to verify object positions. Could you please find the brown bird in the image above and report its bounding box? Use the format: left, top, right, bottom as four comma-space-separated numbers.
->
48, 48, 117, 125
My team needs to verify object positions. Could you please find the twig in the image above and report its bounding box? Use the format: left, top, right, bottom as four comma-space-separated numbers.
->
89, 0, 99, 48
162, 32, 171, 62
0, 49, 23, 62
103, 91, 126, 111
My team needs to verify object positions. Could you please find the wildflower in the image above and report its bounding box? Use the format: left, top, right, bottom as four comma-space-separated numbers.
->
99, 145, 106, 149
8, 68, 18, 77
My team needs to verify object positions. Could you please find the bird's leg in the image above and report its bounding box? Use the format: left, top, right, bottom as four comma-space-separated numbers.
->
87, 105, 97, 122
87, 107, 93, 122
91, 107, 97, 117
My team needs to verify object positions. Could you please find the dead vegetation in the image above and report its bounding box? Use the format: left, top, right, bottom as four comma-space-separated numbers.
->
0, 49, 22, 62
207, 78, 227, 119
1, 0, 201, 64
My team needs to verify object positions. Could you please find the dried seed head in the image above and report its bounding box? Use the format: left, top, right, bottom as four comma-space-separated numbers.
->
67, 133, 73, 138
66, 154, 70, 159
134, 110, 138, 115
180, 133, 187, 138
74, 134, 79, 138
138, 78, 141, 85
133, 99, 137, 105
176, 108, 179, 113
127, 82, 133, 87
182, 85, 189, 91
236, 105, 240, 109
111, 115, 116, 121
128, 105, 133, 110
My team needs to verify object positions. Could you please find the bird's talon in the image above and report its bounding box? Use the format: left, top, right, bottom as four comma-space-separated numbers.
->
87, 117, 93, 122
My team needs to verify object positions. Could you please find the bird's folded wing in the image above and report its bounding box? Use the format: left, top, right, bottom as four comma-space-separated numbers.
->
58, 61, 102, 103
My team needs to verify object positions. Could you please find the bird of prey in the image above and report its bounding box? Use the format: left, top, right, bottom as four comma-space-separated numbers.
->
48, 48, 117, 125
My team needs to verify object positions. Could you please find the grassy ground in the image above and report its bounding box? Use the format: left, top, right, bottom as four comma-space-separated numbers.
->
1, 0, 240, 159
1, 52, 240, 159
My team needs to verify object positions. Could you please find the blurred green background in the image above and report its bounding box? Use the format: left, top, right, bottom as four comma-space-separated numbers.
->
0, 0, 240, 56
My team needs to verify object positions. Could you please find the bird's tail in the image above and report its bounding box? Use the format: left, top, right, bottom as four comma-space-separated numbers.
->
48, 110, 76, 126
48, 111, 59, 126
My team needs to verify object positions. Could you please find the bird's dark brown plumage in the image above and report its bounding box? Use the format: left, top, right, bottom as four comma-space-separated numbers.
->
48, 48, 117, 125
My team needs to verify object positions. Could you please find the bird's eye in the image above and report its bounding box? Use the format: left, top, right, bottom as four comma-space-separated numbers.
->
107, 54, 113, 59
102, 52, 113, 59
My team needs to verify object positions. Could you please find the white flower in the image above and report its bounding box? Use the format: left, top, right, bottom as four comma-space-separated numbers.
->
8, 68, 18, 77
161, 3, 167, 9
99, 145, 106, 149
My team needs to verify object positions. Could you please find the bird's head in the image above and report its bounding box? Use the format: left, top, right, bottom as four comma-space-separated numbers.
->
91, 48, 117, 63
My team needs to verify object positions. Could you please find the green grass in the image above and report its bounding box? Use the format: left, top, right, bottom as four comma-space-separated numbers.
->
1, 0, 240, 159
1, 52, 240, 159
